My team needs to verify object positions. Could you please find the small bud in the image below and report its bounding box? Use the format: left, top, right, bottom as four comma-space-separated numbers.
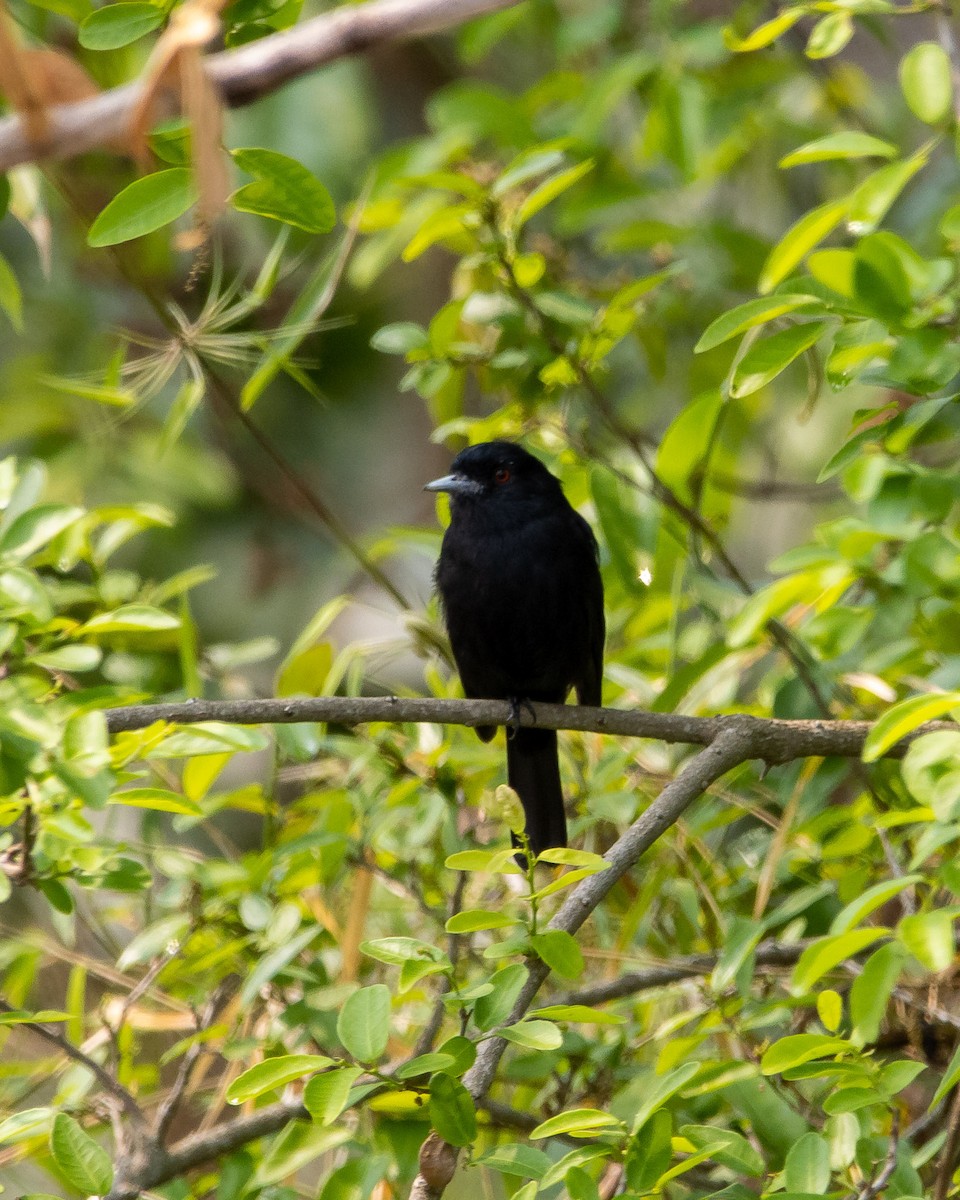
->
492, 784, 525, 834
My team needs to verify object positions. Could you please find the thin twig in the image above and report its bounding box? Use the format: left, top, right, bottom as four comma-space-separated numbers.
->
556, 937, 813, 1007
855, 1109, 899, 1200
0, 998, 145, 1126
154, 981, 232, 1142
936, 1082, 960, 1200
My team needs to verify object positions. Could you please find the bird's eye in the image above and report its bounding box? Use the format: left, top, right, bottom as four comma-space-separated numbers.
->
494, 467, 511, 485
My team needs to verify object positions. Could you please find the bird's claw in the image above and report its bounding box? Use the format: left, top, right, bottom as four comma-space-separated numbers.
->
507, 696, 536, 739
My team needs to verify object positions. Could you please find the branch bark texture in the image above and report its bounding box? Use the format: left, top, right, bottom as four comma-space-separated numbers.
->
104, 693, 948, 763
0, 0, 523, 171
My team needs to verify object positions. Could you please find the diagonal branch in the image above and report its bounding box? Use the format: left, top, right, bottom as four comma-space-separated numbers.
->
0, 999, 145, 1127
0, 0, 524, 171
408, 725, 755, 1200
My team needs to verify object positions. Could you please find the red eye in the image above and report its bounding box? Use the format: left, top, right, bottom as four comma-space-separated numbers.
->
494, 467, 511, 485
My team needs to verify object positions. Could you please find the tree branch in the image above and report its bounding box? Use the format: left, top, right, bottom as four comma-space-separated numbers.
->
104, 693, 949, 763
0, 999, 145, 1128
408, 726, 754, 1200
110, 1098, 308, 1200
0, 0, 523, 171
555, 937, 814, 1007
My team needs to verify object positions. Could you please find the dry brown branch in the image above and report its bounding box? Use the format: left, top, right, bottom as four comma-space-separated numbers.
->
0, 0, 524, 171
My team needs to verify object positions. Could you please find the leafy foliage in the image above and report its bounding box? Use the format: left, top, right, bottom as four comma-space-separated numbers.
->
4, 2, 960, 1199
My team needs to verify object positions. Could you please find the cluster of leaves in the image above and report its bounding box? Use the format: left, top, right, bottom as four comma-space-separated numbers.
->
8, 1, 960, 1200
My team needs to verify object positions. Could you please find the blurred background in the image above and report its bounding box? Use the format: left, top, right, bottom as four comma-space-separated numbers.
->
5, 0, 946, 703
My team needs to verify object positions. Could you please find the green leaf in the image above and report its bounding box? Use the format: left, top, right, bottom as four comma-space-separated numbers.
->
231, 148, 336, 234
79, 2, 163, 49
227, 1055, 335, 1104
851, 942, 906, 1046
500, 1019, 563, 1050
0, 251, 23, 330
830, 875, 922, 934
370, 322, 429, 355
900, 42, 953, 124
862, 693, 960, 762
49, 1113, 113, 1194
29, 644, 102, 672
362, 936, 448, 964
933, 1039, 960, 1106
817, 990, 843, 1033
515, 159, 594, 226
761, 1034, 852, 1075
429, 1074, 477, 1146
898, 910, 956, 971
535, 847, 609, 869
530, 1004, 625, 1025
444, 847, 522, 874
0, 504, 83, 561
847, 148, 931, 236
150, 723, 269, 758
784, 1132, 831, 1193
806, 11, 853, 59
626, 1110, 673, 1190
394, 1052, 456, 1080
679, 1125, 765, 1176
725, 8, 803, 52
79, 604, 180, 634
303, 1066, 363, 1124
780, 132, 898, 168
360, 937, 447, 966
474, 962, 528, 1031
695, 295, 823, 353
880, 1059, 925, 1096
337, 985, 391, 1062
445, 909, 518, 933
791, 929, 888, 994
529, 930, 585, 979
760, 201, 848, 294
530, 1108, 622, 1139
0, 1009, 69, 1025
108, 787, 204, 816
474, 1143, 551, 1180
729, 321, 828, 399
88, 169, 197, 247
629, 1061, 701, 1134
238, 924, 319, 1005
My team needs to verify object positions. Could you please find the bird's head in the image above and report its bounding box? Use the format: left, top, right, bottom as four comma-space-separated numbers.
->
424, 442, 562, 510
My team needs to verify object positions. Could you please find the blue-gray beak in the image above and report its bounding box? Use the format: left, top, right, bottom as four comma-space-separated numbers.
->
424, 473, 482, 496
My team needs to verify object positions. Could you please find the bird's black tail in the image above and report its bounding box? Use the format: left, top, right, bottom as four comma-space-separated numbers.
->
506, 727, 567, 856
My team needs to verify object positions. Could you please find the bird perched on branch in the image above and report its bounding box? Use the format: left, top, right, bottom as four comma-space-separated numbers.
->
425, 441, 605, 855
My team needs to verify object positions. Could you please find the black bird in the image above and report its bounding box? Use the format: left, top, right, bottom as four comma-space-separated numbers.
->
426, 441, 604, 855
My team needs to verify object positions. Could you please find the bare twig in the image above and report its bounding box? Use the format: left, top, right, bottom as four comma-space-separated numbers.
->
0, 0, 524, 171
856, 1110, 899, 1200
556, 937, 813, 1007
0, 998, 145, 1127
103, 693, 952, 763
936, 1082, 960, 1200
154, 981, 232, 1142
413, 873, 467, 1057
